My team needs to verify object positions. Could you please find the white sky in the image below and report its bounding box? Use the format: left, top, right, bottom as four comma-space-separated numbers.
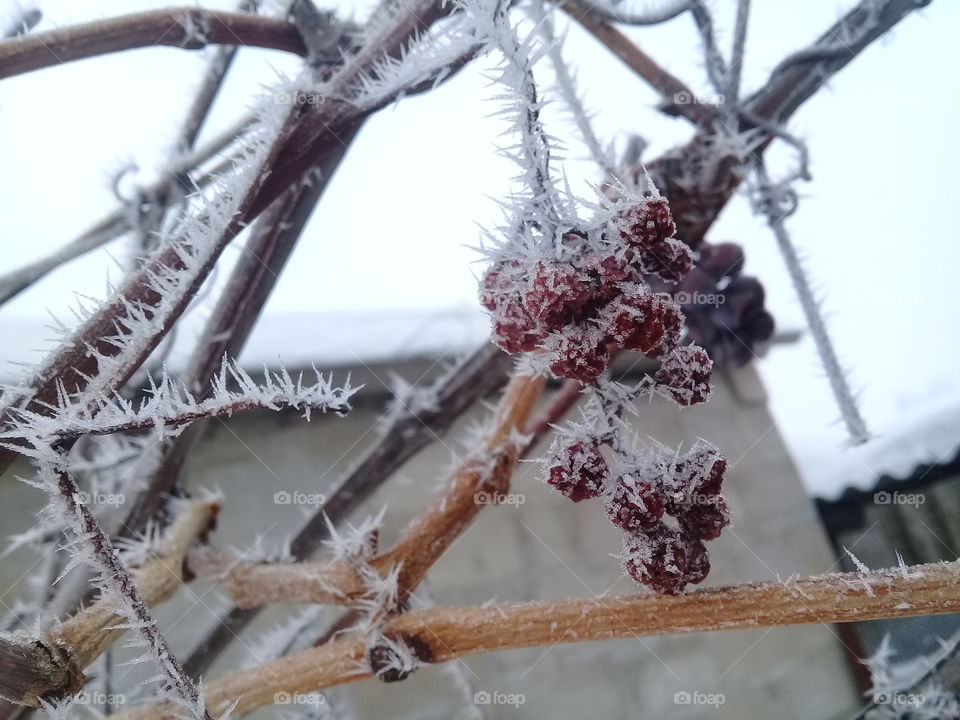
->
0, 0, 957, 496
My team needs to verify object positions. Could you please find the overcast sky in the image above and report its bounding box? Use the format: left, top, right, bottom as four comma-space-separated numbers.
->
0, 0, 957, 496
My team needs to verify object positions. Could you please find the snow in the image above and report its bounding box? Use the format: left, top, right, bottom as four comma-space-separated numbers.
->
0, 306, 492, 382
235, 307, 492, 371
814, 398, 960, 500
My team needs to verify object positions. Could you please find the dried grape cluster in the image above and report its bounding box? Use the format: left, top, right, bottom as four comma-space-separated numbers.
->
479, 196, 693, 383
481, 193, 731, 594
548, 436, 730, 594
672, 241, 775, 367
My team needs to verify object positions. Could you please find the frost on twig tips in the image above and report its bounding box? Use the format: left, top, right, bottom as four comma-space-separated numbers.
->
1, 358, 357, 454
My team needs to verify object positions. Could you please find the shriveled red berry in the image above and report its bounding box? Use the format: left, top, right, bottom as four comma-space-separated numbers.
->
599, 290, 682, 358
605, 474, 665, 533
636, 237, 694, 282
547, 440, 608, 502
682, 537, 711, 585
662, 442, 727, 516
479, 259, 524, 312
649, 297, 683, 358
526, 261, 591, 330
491, 300, 540, 354
622, 524, 688, 595
599, 291, 657, 352
698, 242, 745, 281
619, 197, 676, 249
679, 496, 730, 541
655, 345, 712, 406
479, 263, 505, 311
546, 328, 611, 382
679, 443, 726, 497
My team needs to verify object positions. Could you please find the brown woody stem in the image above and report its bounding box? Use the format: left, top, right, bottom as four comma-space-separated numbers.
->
0, 8, 306, 80
117, 560, 960, 720
204, 370, 546, 610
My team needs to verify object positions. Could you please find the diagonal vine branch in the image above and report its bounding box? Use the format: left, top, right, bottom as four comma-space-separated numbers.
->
0, 8, 308, 80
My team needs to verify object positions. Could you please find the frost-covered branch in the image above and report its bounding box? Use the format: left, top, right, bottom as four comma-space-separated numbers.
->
192, 369, 544, 613
180, 342, 512, 677
0, 499, 218, 708
726, 0, 750, 107
688, 0, 726, 95
349, 8, 482, 112
466, 0, 570, 244
0, 94, 291, 474
383, 369, 545, 600
532, 0, 614, 174
745, 0, 928, 122
0, 8, 308, 80
752, 162, 869, 444
116, 560, 960, 720
2, 362, 356, 449
854, 633, 960, 719
0, 123, 242, 307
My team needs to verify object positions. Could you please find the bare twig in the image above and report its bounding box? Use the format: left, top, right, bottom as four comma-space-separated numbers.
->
521, 377, 583, 454
0, 8, 307, 80
172, 0, 266, 155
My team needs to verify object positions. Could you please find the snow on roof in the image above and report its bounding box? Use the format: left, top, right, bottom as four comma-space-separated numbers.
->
0, 307, 492, 383
234, 307, 491, 370
817, 399, 960, 500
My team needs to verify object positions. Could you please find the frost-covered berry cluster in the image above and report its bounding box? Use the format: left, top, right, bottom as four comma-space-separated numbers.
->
480, 189, 732, 593
548, 435, 729, 594
480, 196, 693, 383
